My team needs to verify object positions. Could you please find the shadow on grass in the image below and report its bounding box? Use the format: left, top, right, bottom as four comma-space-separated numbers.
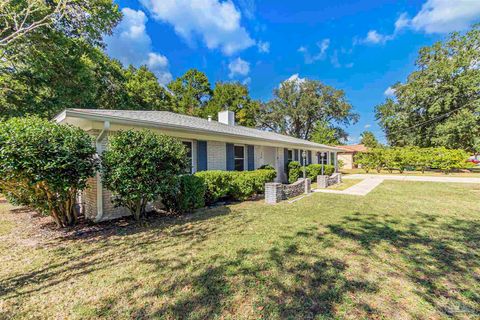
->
327, 211, 480, 318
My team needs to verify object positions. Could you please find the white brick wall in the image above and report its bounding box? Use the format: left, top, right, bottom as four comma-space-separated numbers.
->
207, 141, 226, 170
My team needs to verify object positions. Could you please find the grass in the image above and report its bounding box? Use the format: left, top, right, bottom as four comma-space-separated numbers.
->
326, 179, 361, 191
1, 181, 479, 319
342, 168, 480, 177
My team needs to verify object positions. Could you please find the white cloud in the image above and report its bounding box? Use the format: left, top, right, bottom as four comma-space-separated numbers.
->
364, 124, 371, 129
384, 86, 396, 96
242, 77, 251, 85
407, 0, 480, 34
330, 50, 341, 68
395, 13, 410, 31
362, 30, 394, 44
105, 8, 172, 84
257, 41, 270, 53
140, 0, 255, 55
228, 57, 250, 78
237, 0, 256, 20
298, 39, 330, 64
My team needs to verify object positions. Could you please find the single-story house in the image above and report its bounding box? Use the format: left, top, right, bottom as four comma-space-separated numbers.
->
336, 144, 368, 170
55, 109, 342, 221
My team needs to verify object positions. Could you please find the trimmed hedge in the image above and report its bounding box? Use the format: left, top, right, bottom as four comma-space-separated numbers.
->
161, 175, 206, 214
288, 161, 302, 184
195, 169, 277, 204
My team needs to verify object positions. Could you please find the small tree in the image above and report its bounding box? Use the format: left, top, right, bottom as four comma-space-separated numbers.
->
0, 117, 97, 227
354, 152, 375, 173
101, 130, 188, 220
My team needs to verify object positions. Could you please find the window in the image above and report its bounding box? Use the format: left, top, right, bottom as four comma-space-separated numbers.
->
182, 141, 193, 173
319, 152, 328, 165
287, 149, 293, 163
234, 145, 245, 171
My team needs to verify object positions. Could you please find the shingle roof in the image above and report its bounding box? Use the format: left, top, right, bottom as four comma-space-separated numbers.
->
335, 144, 368, 153
60, 109, 341, 150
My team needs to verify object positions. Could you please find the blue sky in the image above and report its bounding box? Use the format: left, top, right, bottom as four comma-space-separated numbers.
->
105, 0, 480, 144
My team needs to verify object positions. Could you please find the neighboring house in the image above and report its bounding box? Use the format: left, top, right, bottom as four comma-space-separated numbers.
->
55, 109, 342, 221
336, 144, 368, 170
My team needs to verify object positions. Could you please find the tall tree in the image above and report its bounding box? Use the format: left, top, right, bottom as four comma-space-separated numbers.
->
259, 78, 358, 140
310, 121, 348, 145
167, 69, 212, 116
360, 131, 379, 148
124, 65, 173, 111
0, 0, 123, 119
376, 25, 480, 153
204, 82, 259, 127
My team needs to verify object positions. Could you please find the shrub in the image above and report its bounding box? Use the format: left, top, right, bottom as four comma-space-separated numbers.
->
430, 147, 470, 173
195, 169, 276, 204
0, 117, 97, 227
354, 152, 376, 173
258, 164, 275, 170
101, 130, 188, 220
288, 161, 302, 183
230, 169, 277, 200
306, 164, 334, 179
195, 170, 234, 204
161, 175, 206, 214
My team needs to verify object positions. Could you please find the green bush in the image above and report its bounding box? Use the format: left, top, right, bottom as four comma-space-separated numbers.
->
288, 161, 302, 183
230, 169, 277, 200
101, 130, 188, 220
161, 175, 206, 214
258, 164, 275, 170
0, 117, 97, 227
354, 146, 470, 174
195, 169, 276, 204
194, 170, 234, 204
306, 164, 334, 179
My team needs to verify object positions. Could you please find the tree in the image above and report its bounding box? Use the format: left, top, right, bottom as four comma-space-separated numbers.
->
259, 78, 358, 140
101, 130, 189, 220
204, 82, 259, 127
360, 131, 379, 148
0, 117, 97, 227
167, 69, 212, 116
311, 121, 348, 145
376, 25, 480, 153
0, 0, 121, 47
0, 0, 123, 119
124, 65, 173, 111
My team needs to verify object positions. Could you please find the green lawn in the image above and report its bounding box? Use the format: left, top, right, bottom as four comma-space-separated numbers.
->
342, 168, 480, 177
1, 181, 479, 319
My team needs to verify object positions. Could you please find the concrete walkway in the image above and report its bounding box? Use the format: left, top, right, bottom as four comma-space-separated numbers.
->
313, 174, 480, 196
313, 177, 384, 196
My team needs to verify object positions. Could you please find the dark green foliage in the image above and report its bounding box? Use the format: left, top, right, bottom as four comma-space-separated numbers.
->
101, 130, 188, 220
195, 169, 276, 204
375, 25, 480, 153
306, 164, 335, 180
194, 171, 233, 205
288, 161, 302, 184
259, 78, 358, 140
167, 69, 212, 116
203, 82, 260, 127
0, 117, 97, 227
360, 131, 379, 148
161, 175, 206, 214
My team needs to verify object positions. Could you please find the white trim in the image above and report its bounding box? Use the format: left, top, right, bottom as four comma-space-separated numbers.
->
181, 139, 195, 173
95, 121, 110, 222
233, 144, 246, 171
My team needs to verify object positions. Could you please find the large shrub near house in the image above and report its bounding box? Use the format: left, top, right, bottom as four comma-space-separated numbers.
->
101, 130, 188, 220
288, 161, 302, 184
0, 117, 97, 227
161, 175, 206, 214
195, 169, 276, 204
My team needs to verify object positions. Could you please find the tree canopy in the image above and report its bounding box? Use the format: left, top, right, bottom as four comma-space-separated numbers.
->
167, 69, 212, 116
375, 25, 480, 153
204, 82, 259, 127
259, 78, 358, 140
360, 131, 379, 148
310, 120, 348, 145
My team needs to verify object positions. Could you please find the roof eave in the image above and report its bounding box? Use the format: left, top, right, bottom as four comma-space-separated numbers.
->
61, 109, 342, 151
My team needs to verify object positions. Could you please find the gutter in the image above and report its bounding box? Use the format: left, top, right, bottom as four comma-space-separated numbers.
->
94, 121, 110, 222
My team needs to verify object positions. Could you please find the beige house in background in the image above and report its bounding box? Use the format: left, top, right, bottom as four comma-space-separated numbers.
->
336, 144, 368, 170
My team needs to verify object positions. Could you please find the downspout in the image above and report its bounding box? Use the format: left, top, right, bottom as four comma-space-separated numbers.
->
95, 121, 110, 222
